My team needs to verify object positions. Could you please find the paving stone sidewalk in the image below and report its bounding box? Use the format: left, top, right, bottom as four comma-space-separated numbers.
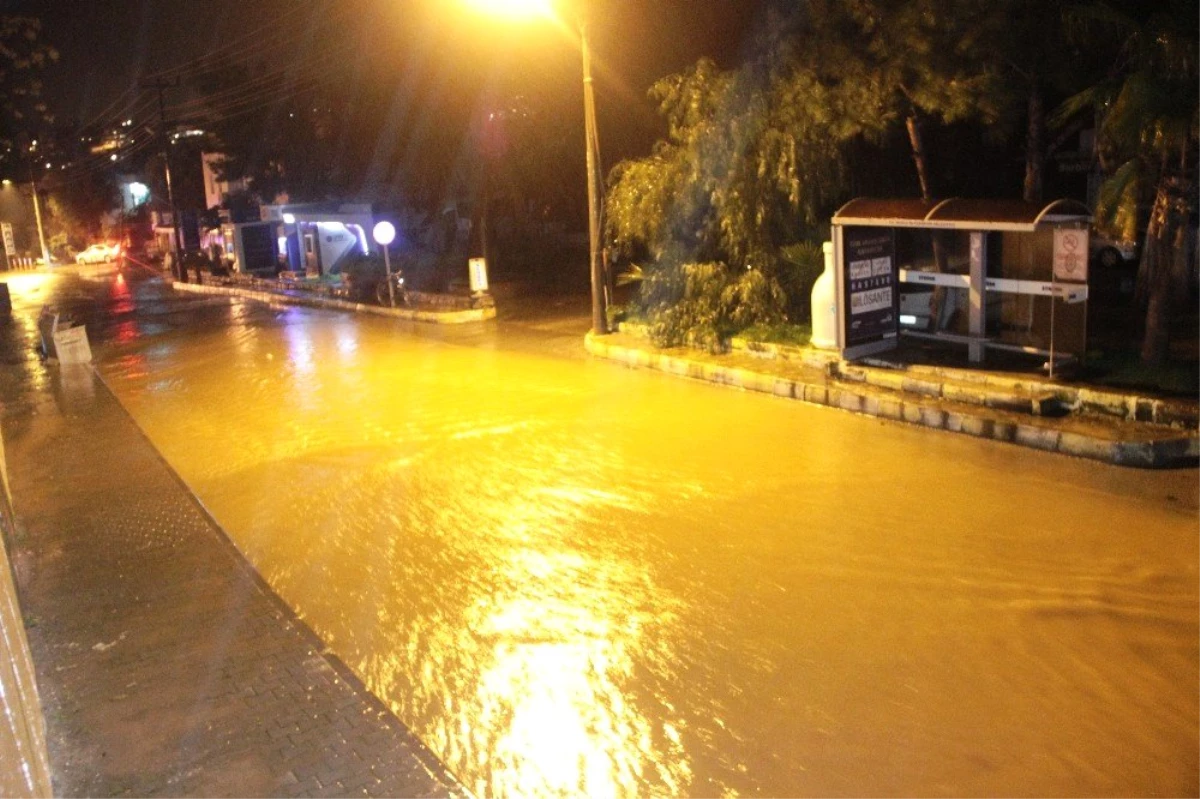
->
1, 363, 462, 798
586, 331, 1199, 468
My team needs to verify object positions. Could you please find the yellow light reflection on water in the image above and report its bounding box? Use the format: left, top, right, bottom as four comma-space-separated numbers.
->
405, 475, 696, 799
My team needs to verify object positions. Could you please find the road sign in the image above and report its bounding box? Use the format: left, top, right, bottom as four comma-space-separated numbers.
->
468, 257, 489, 294
1053, 228, 1089, 282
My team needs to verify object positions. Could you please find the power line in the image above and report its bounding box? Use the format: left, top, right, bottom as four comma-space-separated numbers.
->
69, 2, 362, 168
165, 41, 355, 121
138, 1, 330, 84
75, 86, 149, 133
46, 134, 160, 183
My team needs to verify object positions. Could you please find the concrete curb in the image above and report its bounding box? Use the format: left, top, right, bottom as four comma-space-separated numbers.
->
585, 333, 1199, 469
171, 280, 497, 324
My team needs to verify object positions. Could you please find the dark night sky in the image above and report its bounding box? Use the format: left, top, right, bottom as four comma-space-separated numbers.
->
20, 0, 770, 165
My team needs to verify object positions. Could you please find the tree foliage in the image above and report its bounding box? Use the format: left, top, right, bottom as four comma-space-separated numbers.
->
45, 168, 119, 245
604, 4, 907, 342
0, 15, 57, 162
1056, 0, 1198, 364
606, 6, 892, 342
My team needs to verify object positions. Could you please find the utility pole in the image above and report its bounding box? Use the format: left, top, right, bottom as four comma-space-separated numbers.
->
18, 134, 50, 267
581, 17, 608, 335
142, 77, 181, 280
29, 170, 49, 267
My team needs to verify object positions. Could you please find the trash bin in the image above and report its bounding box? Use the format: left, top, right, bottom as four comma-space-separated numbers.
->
810, 241, 838, 350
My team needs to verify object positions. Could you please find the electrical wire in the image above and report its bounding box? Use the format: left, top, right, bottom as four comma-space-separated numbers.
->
165, 40, 355, 120
78, 0, 351, 136
50, 1, 364, 195
44, 134, 160, 183
74, 86, 149, 133
137, 1, 333, 84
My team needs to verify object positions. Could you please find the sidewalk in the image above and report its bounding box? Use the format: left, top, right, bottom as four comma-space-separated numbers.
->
586, 329, 1199, 468
170, 278, 497, 324
1, 362, 462, 798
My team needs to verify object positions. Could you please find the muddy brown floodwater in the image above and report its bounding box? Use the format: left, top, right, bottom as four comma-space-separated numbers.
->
28, 268, 1200, 797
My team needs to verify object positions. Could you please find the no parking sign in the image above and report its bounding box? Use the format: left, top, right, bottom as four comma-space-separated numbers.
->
1053, 228, 1089, 282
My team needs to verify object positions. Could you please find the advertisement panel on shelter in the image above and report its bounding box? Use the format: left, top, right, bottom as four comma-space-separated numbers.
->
842, 227, 898, 346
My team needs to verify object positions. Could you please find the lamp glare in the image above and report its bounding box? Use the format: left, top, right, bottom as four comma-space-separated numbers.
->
372, 221, 396, 246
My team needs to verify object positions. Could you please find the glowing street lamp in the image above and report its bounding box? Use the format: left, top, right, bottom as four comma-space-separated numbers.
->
464, 0, 551, 19
465, 0, 609, 334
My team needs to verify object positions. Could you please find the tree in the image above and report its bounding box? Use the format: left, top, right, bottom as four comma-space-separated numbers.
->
605, 6, 892, 345
1056, 0, 1198, 364
0, 15, 57, 175
608, 7, 891, 265
829, 0, 1001, 201
968, 0, 1093, 202
44, 168, 120, 247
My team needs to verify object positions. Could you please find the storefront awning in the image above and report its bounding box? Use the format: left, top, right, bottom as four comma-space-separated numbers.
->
832, 197, 1091, 232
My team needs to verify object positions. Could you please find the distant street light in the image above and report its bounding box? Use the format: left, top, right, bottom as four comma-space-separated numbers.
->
127, 181, 149, 206
465, 0, 609, 334
373, 220, 397, 307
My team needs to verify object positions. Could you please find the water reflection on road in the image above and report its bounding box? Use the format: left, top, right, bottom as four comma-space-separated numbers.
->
16, 267, 1200, 797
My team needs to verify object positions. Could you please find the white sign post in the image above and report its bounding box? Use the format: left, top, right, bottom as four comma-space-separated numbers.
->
372, 221, 396, 308
1, 222, 13, 271
468, 257, 489, 294
1048, 228, 1089, 378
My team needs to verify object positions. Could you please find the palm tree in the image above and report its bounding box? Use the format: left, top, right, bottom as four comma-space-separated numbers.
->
1056, 0, 1198, 365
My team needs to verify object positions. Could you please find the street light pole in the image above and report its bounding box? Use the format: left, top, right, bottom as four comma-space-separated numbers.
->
144, 77, 182, 280
29, 174, 49, 267
581, 18, 608, 335
464, 1, 609, 332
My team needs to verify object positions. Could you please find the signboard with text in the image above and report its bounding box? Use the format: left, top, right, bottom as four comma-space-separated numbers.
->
468, 257, 489, 293
1, 222, 13, 257
842, 226, 898, 347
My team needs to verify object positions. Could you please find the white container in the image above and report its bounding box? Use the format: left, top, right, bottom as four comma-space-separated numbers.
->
810, 241, 838, 350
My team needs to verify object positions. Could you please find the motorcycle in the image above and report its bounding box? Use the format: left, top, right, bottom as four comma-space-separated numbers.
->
374, 269, 411, 307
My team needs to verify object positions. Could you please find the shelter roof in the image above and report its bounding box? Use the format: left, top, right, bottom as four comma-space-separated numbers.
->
833, 198, 1091, 232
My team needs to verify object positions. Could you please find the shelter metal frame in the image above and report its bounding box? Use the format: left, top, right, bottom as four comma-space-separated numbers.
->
830, 198, 1092, 363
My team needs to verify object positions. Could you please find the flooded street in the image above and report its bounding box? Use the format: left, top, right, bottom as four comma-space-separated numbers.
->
8, 266, 1198, 797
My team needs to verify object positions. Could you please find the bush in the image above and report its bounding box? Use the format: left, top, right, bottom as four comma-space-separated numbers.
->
738, 321, 812, 345
635, 260, 785, 352
341, 254, 387, 302
775, 241, 826, 323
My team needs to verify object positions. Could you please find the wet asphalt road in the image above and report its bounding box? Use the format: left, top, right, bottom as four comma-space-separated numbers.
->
4, 263, 1197, 798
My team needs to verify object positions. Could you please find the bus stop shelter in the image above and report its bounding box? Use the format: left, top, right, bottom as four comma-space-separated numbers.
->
831, 198, 1092, 366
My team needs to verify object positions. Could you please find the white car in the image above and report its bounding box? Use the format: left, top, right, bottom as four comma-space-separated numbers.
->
1090, 235, 1138, 269
75, 243, 119, 264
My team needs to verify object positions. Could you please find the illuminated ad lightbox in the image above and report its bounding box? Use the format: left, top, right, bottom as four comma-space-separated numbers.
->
841, 226, 898, 348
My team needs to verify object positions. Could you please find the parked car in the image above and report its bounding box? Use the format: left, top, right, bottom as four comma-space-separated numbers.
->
75, 243, 120, 264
